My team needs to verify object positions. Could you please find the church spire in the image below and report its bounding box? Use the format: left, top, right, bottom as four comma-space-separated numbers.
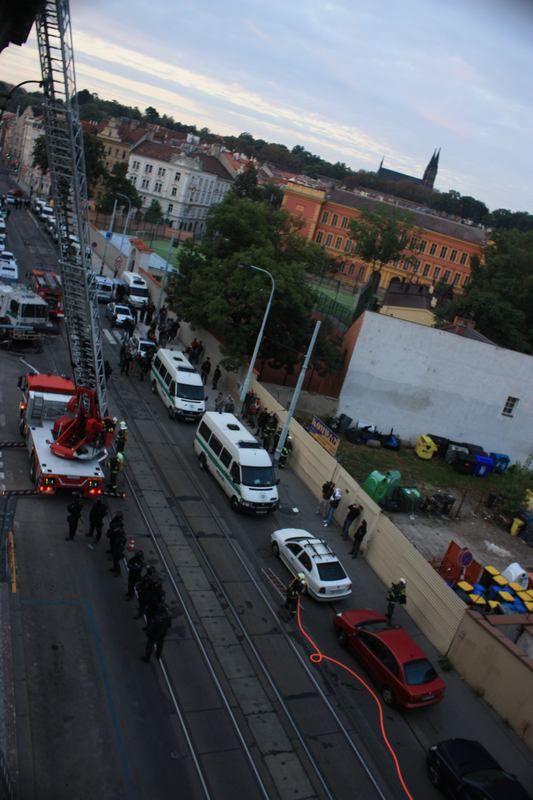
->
422, 148, 440, 188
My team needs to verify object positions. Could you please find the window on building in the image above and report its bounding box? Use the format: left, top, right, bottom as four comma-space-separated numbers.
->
412, 259, 420, 273
316, 231, 323, 244
158, 167, 166, 177
167, 203, 173, 214
145, 164, 153, 174
132, 160, 140, 170
440, 246, 448, 259
410, 236, 418, 250
429, 243, 437, 256
122, 150, 126, 159
357, 265, 365, 281
452, 272, 461, 287
419, 240, 427, 253
175, 172, 181, 181
107, 146, 112, 155
130, 176, 137, 186
423, 263, 431, 276
341, 216, 349, 229
325, 233, 333, 246
443, 269, 451, 283
502, 396, 519, 417
321, 211, 329, 223
154, 182, 162, 193
171, 187, 177, 197
332, 214, 338, 226
348, 264, 355, 275
335, 236, 343, 250
344, 240, 352, 253
115, 148, 119, 157
141, 178, 149, 189
450, 249, 457, 262
463, 275, 470, 288
403, 259, 410, 271
433, 266, 440, 280
460, 252, 468, 265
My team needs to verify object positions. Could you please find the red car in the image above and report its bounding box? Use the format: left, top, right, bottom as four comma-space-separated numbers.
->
334, 609, 445, 709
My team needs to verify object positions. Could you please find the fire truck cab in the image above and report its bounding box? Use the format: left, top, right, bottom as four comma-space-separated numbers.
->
29, 269, 64, 319
18, 374, 105, 497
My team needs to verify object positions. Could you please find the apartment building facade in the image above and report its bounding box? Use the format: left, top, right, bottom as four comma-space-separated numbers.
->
282, 182, 487, 292
127, 140, 233, 235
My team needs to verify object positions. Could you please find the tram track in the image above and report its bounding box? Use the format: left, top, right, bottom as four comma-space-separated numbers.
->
101, 338, 393, 800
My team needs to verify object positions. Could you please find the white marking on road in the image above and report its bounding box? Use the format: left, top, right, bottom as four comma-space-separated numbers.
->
0, 473, 4, 480
0, 414, 5, 426
112, 330, 123, 344
103, 329, 117, 344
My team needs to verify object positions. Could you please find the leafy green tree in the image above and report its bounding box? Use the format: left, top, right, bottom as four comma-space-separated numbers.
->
438, 229, 533, 353
33, 132, 107, 196
348, 207, 417, 272
231, 165, 263, 201
144, 199, 164, 224
144, 106, 160, 124
165, 195, 341, 374
98, 162, 142, 212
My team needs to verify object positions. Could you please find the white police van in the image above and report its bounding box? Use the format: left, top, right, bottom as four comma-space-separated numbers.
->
150, 348, 205, 421
122, 271, 149, 308
194, 412, 279, 514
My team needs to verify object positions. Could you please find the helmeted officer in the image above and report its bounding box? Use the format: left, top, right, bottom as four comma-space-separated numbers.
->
116, 421, 128, 454
125, 550, 145, 599
285, 573, 307, 618
107, 451, 124, 492
386, 578, 407, 621
142, 603, 172, 663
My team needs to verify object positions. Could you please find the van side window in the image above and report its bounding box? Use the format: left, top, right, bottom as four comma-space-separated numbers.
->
153, 356, 161, 371
210, 435, 222, 457
220, 448, 231, 468
230, 463, 240, 483
169, 381, 176, 396
164, 372, 171, 388
198, 421, 211, 442
160, 366, 168, 382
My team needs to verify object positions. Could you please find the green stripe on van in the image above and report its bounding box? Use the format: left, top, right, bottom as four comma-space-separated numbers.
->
194, 434, 242, 498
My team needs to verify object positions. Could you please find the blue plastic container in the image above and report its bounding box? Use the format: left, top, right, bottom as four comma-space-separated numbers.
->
473, 454, 494, 477
489, 453, 510, 474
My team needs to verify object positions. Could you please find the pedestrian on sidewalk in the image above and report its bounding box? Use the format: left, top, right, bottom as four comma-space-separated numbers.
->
214, 391, 225, 412
211, 364, 221, 389
323, 486, 342, 527
342, 503, 362, 540
350, 519, 367, 558
386, 578, 407, 621
200, 357, 211, 384
86, 498, 108, 543
316, 480, 334, 517
224, 395, 235, 413
65, 493, 83, 541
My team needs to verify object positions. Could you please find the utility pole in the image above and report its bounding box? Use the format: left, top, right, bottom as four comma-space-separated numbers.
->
100, 198, 117, 275
273, 320, 321, 468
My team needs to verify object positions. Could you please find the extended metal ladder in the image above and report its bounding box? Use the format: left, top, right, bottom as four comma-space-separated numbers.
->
34, 0, 107, 415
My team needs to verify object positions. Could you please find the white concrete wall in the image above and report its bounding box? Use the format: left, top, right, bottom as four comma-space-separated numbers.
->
338, 312, 533, 464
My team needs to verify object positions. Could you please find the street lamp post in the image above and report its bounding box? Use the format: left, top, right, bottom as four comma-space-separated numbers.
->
100, 198, 117, 275
115, 192, 132, 257
238, 265, 276, 407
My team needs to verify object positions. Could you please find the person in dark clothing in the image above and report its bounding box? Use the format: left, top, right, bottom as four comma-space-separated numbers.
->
142, 604, 171, 662
125, 551, 145, 600
139, 304, 147, 324
168, 319, 180, 341
256, 409, 269, 437
158, 305, 168, 327
223, 395, 234, 413
107, 452, 124, 492
342, 503, 362, 540
211, 364, 221, 389
285, 573, 307, 618
109, 529, 126, 575
65, 493, 84, 540
116, 421, 128, 453
135, 572, 165, 620
350, 519, 368, 558
200, 357, 211, 384
386, 578, 407, 621
104, 360, 113, 382
145, 301, 155, 326
86, 499, 108, 542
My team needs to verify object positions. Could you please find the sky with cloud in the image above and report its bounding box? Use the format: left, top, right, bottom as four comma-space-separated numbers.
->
2, 0, 532, 212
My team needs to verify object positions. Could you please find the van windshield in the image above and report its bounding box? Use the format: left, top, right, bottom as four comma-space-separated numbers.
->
241, 465, 275, 487
176, 382, 204, 401
129, 287, 148, 298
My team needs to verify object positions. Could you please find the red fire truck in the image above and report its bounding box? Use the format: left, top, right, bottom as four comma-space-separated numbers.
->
18, 374, 110, 497
29, 269, 64, 319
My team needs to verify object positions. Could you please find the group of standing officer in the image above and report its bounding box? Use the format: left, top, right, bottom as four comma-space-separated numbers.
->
64, 494, 172, 662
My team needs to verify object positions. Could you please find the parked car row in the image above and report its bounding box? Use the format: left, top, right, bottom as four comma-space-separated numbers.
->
32, 196, 91, 262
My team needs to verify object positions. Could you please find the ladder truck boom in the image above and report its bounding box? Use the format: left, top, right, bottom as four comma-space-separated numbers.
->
32, 0, 115, 461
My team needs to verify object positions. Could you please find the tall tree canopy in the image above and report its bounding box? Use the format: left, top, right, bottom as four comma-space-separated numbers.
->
33, 132, 107, 197
165, 194, 342, 374
98, 162, 142, 212
438, 229, 533, 353
348, 207, 417, 271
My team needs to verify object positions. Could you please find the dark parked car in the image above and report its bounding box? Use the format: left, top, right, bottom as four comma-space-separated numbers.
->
427, 738, 532, 799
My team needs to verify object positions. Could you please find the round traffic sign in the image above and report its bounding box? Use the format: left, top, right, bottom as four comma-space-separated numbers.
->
459, 547, 473, 567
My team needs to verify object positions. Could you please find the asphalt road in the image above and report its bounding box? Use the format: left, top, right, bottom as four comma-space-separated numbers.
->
1, 169, 532, 800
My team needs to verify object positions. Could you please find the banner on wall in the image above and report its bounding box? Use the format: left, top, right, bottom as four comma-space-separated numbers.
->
305, 415, 340, 456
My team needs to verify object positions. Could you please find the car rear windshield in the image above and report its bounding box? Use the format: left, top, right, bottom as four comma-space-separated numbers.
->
241, 465, 275, 487
316, 561, 347, 581
404, 659, 437, 685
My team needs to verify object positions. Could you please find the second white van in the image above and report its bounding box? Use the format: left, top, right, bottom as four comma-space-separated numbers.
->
150, 348, 205, 421
194, 412, 279, 514
122, 271, 149, 308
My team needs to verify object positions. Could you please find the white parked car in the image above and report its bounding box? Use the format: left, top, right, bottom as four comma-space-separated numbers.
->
105, 302, 134, 327
270, 528, 352, 601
